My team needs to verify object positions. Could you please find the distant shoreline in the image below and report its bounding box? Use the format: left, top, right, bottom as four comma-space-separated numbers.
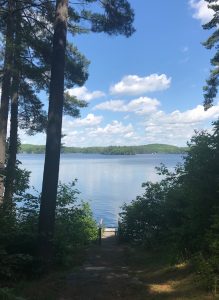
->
19, 144, 188, 155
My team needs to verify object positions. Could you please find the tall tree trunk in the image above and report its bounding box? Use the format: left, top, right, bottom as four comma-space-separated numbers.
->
4, 75, 19, 210
0, 0, 14, 204
39, 0, 68, 261
4, 7, 21, 211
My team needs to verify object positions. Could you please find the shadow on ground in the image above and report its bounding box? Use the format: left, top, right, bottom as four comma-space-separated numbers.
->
59, 232, 213, 300
15, 232, 215, 300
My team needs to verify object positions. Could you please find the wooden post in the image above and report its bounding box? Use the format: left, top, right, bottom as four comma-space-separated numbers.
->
98, 218, 103, 245
98, 227, 102, 245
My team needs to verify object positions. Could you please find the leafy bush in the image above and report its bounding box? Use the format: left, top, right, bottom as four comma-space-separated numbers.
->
0, 178, 97, 280
54, 181, 98, 265
119, 120, 219, 288
192, 253, 215, 290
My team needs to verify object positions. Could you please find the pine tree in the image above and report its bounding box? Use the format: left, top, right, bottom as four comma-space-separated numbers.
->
38, 0, 135, 260
39, 0, 69, 259
202, 1, 219, 109
0, 0, 89, 207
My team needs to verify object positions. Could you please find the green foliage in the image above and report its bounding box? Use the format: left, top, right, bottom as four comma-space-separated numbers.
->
67, 0, 135, 37
119, 120, 219, 288
0, 177, 97, 280
63, 92, 87, 118
19, 143, 188, 155
19, 144, 45, 154
202, 1, 219, 109
54, 181, 98, 265
192, 253, 215, 290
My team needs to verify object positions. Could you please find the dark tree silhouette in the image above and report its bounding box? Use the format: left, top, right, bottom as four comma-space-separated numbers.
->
0, 0, 14, 203
39, 0, 69, 259
38, 0, 135, 260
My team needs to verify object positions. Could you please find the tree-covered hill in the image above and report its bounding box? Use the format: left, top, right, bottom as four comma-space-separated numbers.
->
19, 143, 187, 155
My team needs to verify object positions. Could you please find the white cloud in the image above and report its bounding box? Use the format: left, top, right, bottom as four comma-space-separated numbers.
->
62, 114, 103, 131
110, 74, 171, 96
91, 121, 134, 136
87, 121, 137, 146
189, 0, 217, 24
62, 104, 219, 147
142, 103, 219, 145
62, 120, 137, 147
149, 104, 219, 125
74, 113, 103, 126
94, 97, 160, 115
94, 100, 125, 112
66, 86, 105, 101
18, 99, 219, 147
127, 97, 160, 114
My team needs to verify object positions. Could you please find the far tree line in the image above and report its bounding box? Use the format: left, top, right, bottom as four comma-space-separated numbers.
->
19, 143, 188, 155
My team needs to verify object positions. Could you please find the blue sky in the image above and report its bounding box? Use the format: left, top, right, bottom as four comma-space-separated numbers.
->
21, 0, 219, 147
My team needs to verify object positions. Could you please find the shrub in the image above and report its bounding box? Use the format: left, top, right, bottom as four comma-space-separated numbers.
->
119, 120, 219, 289
0, 180, 98, 279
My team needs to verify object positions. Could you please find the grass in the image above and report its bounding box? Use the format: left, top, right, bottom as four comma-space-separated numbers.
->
123, 245, 216, 299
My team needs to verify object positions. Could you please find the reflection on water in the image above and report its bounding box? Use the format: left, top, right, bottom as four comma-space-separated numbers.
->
18, 153, 183, 226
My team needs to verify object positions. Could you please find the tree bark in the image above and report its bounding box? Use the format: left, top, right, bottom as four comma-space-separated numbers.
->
4, 5, 21, 211
0, 0, 14, 204
38, 0, 68, 261
4, 74, 19, 210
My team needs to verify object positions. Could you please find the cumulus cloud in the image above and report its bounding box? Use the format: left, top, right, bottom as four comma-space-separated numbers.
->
62, 114, 103, 130
110, 74, 171, 96
127, 97, 160, 114
61, 104, 219, 147
148, 104, 219, 125
189, 0, 217, 24
94, 100, 125, 112
62, 120, 137, 147
142, 103, 219, 145
90, 121, 134, 136
18, 99, 219, 147
66, 86, 105, 101
94, 97, 160, 115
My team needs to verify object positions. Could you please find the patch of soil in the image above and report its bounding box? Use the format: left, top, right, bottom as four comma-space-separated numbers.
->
59, 231, 213, 300
61, 231, 146, 300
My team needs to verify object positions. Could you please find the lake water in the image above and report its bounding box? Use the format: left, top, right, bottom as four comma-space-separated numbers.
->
18, 153, 183, 227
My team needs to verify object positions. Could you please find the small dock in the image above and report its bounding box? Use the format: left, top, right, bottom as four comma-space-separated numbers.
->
102, 227, 117, 238
98, 227, 118, 245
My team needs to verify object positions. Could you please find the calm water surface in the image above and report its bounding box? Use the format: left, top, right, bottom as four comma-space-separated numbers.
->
18, 153, 183, 226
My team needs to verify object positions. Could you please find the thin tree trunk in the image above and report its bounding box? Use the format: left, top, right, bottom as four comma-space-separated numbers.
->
39, 0, 68, 261
0, 0, 14, 204
4, 75, 19, 210
4, 7, 21, 210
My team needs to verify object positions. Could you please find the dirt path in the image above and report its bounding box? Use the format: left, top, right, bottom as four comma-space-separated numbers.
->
60, 231, 146, 300
19, 230, 213, 299
58, 231, 214, 300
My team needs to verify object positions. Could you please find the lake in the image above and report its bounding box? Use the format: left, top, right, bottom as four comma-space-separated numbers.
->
18, 153, 183, 227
